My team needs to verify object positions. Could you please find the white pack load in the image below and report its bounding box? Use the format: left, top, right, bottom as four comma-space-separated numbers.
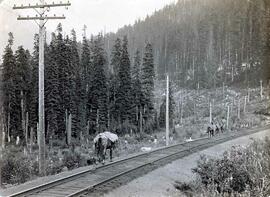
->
103, 131, 118, 142
94, 131, 118, 143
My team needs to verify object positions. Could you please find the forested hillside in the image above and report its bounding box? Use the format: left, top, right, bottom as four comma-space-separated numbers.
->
1, 0, 269, 143
105, 0, 270, 88
1, 25, 155, 142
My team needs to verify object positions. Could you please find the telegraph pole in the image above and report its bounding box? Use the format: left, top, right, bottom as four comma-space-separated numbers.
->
13, 0, 71, 176
166, 74, 169, 146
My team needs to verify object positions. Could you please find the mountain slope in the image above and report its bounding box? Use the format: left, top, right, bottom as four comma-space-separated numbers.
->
105, 0, 270, 88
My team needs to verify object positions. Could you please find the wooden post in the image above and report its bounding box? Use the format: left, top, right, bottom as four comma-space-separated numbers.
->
260, 80, 263, 100
209, 102, 212, 123
227, 105, 230, 130
197, 82, 200, 95
222, 82, 225, 98
166, 74, 169, 146
244, 96, 247, 114
238, 99, 241, 119
248, 88, 250, 103
180, 99, 183, 124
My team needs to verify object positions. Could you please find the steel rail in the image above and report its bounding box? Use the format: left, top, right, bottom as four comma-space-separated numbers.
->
7, 125, 270, 197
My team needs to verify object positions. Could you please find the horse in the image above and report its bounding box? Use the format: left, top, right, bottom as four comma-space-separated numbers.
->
94, 132, 118, 165
207, 125, 214, 138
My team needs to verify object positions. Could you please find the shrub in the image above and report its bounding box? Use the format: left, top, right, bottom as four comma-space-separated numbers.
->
192, 147, 252, 194
1, 151, 32, 184
62, 149, 86, 170
176, 137, 270, 196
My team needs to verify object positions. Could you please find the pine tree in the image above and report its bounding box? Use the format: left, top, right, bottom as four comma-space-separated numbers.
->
131, 50, 143, 127
2, 33, 17, 141
70, 29, 84, 137
111, 38, 122, 75
81, 34, 92, 134
109, 38, 122, 124
89, 34, 108, 132
45, 32, 60, 138
116, 36, 133, 124
29, 34, 39, 135
14, 46, 31, 140
141, 42, 155, 119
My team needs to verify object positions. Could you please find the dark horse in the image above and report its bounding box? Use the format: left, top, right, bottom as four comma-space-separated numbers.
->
207, 123, 215, 138
94, 132, 118, 164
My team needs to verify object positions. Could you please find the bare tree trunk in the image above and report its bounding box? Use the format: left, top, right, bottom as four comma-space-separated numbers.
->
139, 107, 143, 134
21, 91, 26, 139
65, 109, 68, 144
67, 113, 72, 146
30, 127, 33, 154
25, 112, 29, 146
7, 107, 10, 143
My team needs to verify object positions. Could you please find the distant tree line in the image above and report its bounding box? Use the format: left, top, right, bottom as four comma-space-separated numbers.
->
105, 0, 270, 88
1, 23, 157, 143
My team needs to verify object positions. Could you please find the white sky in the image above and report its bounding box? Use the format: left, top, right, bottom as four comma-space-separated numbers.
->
0, 0, 176, 57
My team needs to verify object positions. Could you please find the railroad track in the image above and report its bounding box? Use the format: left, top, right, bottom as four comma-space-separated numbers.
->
5, 125, 270, 197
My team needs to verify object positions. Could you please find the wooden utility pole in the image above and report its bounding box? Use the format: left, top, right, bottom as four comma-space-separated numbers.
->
244, 96, 247, 114
248, 88, 250, 103
13, 1, 71, 176
209, 102, 212, 123
260, 80, 263, 100
166, 74, 169, 146
237, 99, 241, 119
222, 82, 225, 98
226, 105, 230, 130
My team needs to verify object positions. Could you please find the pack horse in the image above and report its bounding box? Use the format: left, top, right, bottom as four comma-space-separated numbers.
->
94, 131, 118, 164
